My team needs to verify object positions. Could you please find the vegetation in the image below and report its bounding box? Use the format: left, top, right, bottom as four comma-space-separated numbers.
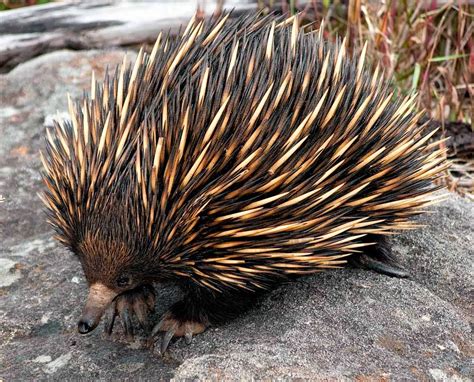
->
0, 0, 51, 11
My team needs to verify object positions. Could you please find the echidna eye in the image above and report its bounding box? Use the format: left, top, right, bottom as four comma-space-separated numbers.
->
116, 275, 131, 288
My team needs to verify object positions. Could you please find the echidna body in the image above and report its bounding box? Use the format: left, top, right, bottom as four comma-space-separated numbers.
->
41, 14, 447, 349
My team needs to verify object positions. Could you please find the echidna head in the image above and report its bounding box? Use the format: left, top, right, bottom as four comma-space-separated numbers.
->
75, 223, 152, 334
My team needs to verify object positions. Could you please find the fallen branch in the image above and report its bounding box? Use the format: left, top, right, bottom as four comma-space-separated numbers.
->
0, 0, 259, 72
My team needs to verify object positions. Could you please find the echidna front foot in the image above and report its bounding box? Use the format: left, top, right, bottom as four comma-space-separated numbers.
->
150, 301, 208, 354
104, 284, 155, 340
350, 235, 410, 278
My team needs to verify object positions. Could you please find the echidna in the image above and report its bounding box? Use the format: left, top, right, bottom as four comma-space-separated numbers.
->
40, 13, 448, 352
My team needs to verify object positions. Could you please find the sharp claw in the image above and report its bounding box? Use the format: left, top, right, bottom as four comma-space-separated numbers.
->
144, 290, 156, 311
161, 329, 175, 354
151, 316, 166, 338
184, 331, 193, 345
134, 300, 151, 332
121, 308, 134, 340
104, 304, 117, 335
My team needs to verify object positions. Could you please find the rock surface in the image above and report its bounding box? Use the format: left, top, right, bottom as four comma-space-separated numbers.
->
0, 50, 472, 381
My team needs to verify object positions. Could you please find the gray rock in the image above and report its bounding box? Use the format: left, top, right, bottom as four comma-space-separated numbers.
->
0, 50, 472, 381
0, 258, 21, 287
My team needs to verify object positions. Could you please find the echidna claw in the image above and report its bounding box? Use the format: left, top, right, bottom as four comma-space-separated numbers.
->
184, 331, 193, 345
161, 329, 176, 354
121, 308, 134, 340
150, 316, 166, 338
134, 300, 151, 332
104, 305, 116, 336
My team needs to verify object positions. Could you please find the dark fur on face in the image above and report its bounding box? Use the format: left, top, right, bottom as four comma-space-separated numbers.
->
72, 200, 167, 292
78, 234, 138, 289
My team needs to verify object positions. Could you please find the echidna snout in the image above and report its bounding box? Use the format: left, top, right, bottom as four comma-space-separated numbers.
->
78, 283, 118, 334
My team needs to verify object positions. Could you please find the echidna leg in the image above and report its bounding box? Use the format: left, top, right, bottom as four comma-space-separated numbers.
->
151, 286, 260, 353
349, 235, 410, 278
104, 284, 155, 339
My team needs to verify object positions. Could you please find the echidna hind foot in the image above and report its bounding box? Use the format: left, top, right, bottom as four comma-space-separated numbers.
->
104, 284, 155, 339
349, 235, 410, 278
151, 309, 207, 354
151, 286, 261, 353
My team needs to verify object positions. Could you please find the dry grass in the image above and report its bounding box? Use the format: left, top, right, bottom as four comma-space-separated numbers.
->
258, 0, 474, 198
